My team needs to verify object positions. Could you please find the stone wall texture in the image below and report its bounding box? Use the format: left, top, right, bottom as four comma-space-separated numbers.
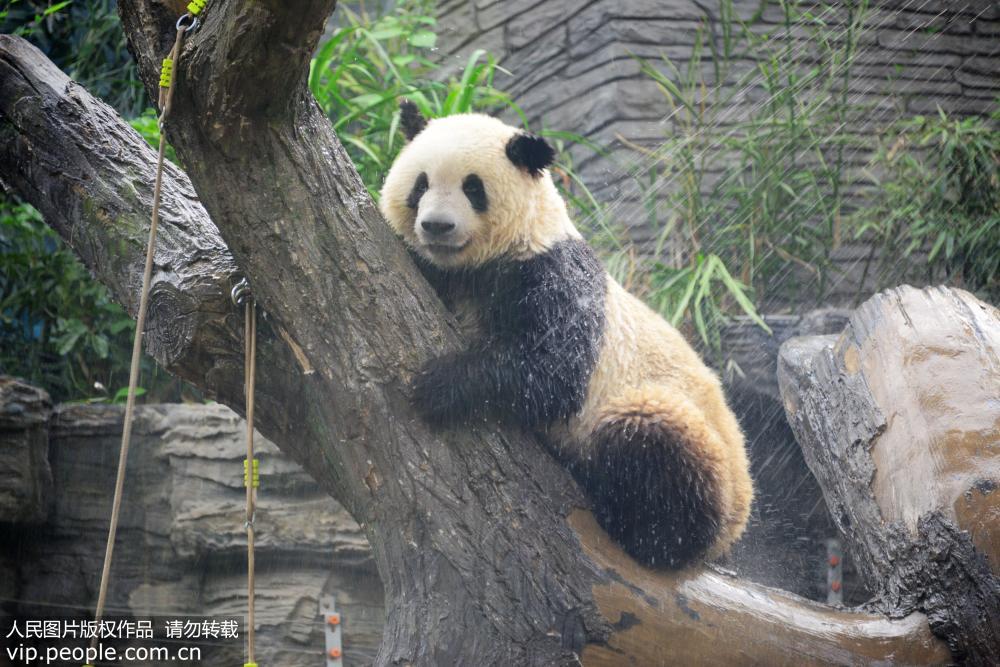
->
0, 384, 383, 665
436, 0, 999, 305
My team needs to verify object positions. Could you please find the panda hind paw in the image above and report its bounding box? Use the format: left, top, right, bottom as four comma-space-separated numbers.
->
577, 413, 726, 569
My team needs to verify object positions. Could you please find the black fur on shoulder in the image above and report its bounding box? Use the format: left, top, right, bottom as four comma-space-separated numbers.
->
410, 239, 606, 428
505, 133, 555, 178
399, 99, 427, 141
575, 417, 723, 569
408, 249, 454, 298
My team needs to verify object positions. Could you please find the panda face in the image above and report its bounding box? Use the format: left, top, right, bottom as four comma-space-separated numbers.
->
380, 109, 578, 268
404, 167, 490, 264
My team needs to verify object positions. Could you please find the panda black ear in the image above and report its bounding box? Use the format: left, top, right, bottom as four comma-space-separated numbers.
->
505, 132, 555, 178
399, 99, 427, 141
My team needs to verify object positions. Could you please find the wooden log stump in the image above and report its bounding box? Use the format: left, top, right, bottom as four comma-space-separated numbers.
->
778, 285, 1000, 664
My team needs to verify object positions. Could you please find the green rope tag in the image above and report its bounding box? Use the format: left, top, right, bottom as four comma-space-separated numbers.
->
159, 58, 173, 89
243, 458, 260, 488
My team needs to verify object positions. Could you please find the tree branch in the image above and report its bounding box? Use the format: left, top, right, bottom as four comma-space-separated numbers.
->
0, 22, 953, 667
0, 33, 331, 494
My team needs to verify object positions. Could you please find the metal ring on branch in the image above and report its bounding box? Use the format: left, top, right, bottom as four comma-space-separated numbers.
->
176, 13, 199, 33
231, 277, 252, 306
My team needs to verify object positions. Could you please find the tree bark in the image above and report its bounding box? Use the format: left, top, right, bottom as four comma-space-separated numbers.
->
778, 286, 1000, 665
0, 7, 959, 664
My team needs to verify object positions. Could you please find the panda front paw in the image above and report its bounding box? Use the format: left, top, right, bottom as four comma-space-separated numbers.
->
410, 353, 476, 427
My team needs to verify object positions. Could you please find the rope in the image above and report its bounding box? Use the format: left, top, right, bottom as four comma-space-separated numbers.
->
85, 6, 264, 665
87, 23, 187, 660
243, 296, 258, 667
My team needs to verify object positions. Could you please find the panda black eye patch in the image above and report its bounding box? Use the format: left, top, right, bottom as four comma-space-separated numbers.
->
406, 172, 429, 210
462, 174, 488, 213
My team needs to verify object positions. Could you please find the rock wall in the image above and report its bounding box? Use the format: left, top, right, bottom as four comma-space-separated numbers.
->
436, 0, 999, 304
0, 379, 52, 524
0, 384, 383, 665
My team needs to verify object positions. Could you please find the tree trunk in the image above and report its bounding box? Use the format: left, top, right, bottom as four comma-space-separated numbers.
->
0, 2, 969, 661
778, 286, 1000, 664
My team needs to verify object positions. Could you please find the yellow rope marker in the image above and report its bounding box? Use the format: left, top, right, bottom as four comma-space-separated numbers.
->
244, 458, 260, 488
187, 0, 208, 15
159, 58, 174, 88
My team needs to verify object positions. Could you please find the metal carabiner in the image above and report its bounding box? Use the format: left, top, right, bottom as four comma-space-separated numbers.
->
176, 13, 199, 33
231, 277, 252, 306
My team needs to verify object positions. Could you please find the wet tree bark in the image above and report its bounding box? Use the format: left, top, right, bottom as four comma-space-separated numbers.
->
0, 2, 971, 662
778, 286, 1000, 665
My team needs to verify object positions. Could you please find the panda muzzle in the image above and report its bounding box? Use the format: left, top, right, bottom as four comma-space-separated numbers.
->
421, 219, 456, 236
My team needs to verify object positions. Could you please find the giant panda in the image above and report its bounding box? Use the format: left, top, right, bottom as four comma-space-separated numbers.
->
380, 101, 753, 568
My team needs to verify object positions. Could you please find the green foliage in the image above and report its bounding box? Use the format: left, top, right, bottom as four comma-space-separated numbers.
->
0, 199, 188, 403
0, 0, 185, 402
607, 0, 996, 352
852, 108, 1000, 300
309, 1, 518, 196
585, 0, 872, 349
646, 253, 770, 352
1, 0, 145, 116
0, 200, 129, 401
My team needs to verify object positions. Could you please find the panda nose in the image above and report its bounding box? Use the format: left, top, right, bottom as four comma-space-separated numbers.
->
421, 219, 455, 235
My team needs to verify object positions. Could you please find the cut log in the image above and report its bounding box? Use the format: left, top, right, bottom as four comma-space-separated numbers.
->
778, 285, 1000, 664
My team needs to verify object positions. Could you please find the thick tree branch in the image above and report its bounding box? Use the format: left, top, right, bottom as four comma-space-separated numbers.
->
0, 22, 953, 667
0, 34, 330, 494
112, 2, 624, 662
